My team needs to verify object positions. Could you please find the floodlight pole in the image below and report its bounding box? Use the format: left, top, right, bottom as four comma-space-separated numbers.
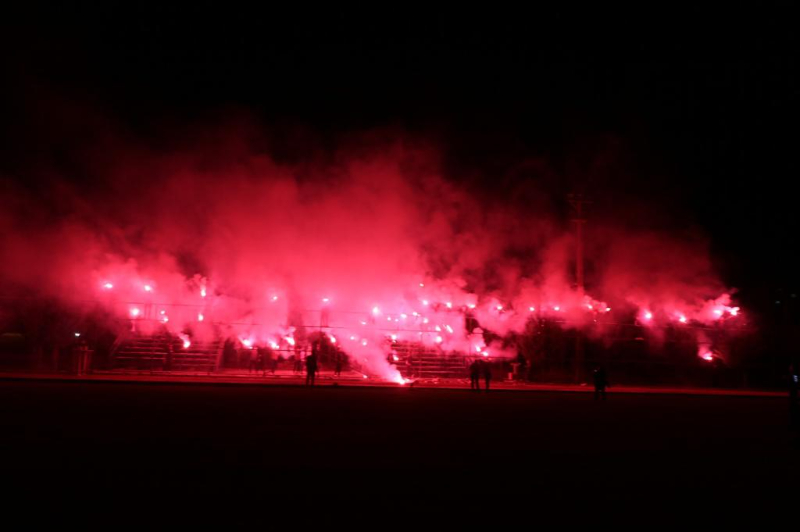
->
568, 193, 591, 383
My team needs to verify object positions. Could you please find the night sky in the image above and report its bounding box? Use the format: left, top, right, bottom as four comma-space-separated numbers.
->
1, 5, 797, 317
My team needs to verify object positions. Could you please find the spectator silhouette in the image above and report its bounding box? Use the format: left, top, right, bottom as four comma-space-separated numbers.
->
306, 342, 319, 386
482, 359, 492, 391
334, 352, 342, 377
469, 359, 481, 390
257, 348, 265, 375
516, 352, 527, 381
593, 366, 609, 400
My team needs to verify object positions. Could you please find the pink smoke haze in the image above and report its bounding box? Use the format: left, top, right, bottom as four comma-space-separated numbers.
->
0, 124, 746, 379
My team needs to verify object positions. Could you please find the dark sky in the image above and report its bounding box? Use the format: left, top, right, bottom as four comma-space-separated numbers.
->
1, 4, 797, 307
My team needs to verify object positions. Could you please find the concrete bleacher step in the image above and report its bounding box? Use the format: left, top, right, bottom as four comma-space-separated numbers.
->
112, 335, 220, 371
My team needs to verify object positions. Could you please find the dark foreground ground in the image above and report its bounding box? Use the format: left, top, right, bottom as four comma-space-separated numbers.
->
2, 380, 798, 522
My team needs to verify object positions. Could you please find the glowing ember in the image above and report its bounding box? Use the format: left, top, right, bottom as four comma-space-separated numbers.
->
329, 335, 337, 344
144, 285, 152, 292
103, 282, 113, 289
285, 336, 295, 346
605, 307, 611, 312
74, 332, 81, 337
643, 311, 653, 320
553, 306, 560, 311
271, 295, 278, 302
730, 307, 740, 316
400, 313, 407, 319
435, 336, 443, 343
200, 288, 206, 297
269, 341, 279, 349
419, 283, 424, 287
130, 308, 140, 317
496, 305, 503, 310
322, 297, 330, 303
481, 351, 489, 357
701, 352, 714, 361
529, 306, 535, 312
422, 300, 429, 306
446, 302, 452, 308
198, 313, 204, 321
678, 315, 687, 323
393, 354, 399, 361
445, 325, 453, 333
467, 303, 476, 309
713, 309, 723, 316
160, 310, 166, 314
372, 306, 380, 315
587, 304, 593, 310
361, 339, 368, 346
435, 325, 441, 331
422, 317, 429, 324
390, 334, 397, 341
161, 316, 169, 323
241, 338, 253, 348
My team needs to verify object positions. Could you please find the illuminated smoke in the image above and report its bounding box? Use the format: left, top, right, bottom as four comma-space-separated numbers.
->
0, 122, 745, 379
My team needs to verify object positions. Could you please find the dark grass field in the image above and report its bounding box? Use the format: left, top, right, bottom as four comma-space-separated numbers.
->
2, 380, 798, 521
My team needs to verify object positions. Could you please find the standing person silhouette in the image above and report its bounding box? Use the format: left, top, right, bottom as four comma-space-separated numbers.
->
469, 359, 481, 391
482, 358, 492, 391
334, 351, 342, 377
593, 366, 609, 400
306, 342, 319, 386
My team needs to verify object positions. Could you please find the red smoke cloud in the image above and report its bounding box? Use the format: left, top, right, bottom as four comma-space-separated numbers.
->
0, 119, 744, 377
